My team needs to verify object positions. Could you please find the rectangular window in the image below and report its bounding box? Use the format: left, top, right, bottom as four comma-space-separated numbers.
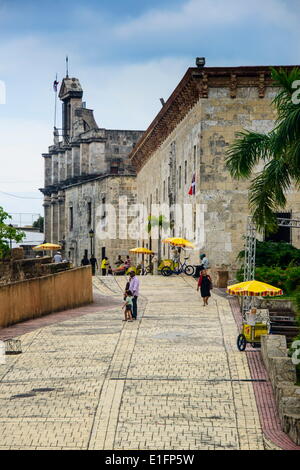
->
179, 166, 181, 189
265, 212, 291, 243
163, 180, 166, 201
193, 145, 197, 170
69, 207, 73, 231
184, 161, 187, 185
87, 202, 92, 226
101, 197, 106, 219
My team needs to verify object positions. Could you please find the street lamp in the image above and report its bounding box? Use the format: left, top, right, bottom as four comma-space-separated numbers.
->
89, 229, 95, 256
8, 224, 13, 250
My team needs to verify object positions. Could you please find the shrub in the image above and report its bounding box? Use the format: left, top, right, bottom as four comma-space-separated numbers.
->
237, 266, 300, 297
238, 241, 300, 268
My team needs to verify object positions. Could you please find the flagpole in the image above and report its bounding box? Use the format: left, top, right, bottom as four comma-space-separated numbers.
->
54, 73, 58, 130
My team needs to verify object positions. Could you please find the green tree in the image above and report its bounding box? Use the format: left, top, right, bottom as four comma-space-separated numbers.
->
0, 207, 25, 258
32, 215, 44, 232
225, 67, 300, 233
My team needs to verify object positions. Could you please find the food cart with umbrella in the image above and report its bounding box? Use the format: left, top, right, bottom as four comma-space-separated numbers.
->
129, 247, 154, 275
161, 238, 195, 276
227, 280, 283, 351
32, 243, 62, 257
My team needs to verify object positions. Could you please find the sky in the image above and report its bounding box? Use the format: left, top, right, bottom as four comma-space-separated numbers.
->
0, 0, 299, 222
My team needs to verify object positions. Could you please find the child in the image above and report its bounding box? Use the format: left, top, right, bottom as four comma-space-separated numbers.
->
122, 289, 133, 322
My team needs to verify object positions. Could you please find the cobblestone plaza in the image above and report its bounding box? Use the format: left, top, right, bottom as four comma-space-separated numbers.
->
1, 275, 293, 450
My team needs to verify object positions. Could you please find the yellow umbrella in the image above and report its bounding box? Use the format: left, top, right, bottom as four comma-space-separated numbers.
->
227, 280, 283, 297
33, 243, 62, 251
129, 247, 154, 254
163, 237, 195, 249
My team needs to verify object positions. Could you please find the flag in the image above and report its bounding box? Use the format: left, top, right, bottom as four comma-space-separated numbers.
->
188, 174, 196, 195
53, 79, 59, 92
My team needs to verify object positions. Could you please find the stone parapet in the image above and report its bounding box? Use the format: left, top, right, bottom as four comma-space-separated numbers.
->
0, 266, 93, 328
261, 335, 300, 445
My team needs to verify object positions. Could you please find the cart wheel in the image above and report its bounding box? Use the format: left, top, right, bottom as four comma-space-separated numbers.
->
185, 265, 195, 276
161, 266, 172, 277
237, 334, 247, 351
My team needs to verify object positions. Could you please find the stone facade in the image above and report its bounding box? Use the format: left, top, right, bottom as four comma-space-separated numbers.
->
40, 75, 144, 266
129, 66, 300, 274
41, 65, 300, 271
261, 335, 300, 446
63, 175, 138, 266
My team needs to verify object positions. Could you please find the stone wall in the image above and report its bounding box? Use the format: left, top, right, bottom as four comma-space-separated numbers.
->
261, 335, 300, 445
135, 85, 300, 273
0, 266, 93, 328
0, 257, 71, 286
63, 175, 137, 266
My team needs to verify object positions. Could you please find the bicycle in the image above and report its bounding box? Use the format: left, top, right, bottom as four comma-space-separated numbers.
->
161, 257, 195, 277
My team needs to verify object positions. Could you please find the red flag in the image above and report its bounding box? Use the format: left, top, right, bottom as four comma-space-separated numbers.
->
188, 174, 196, 195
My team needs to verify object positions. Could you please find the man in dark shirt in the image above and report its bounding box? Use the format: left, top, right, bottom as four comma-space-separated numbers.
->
90, 254, 98, 275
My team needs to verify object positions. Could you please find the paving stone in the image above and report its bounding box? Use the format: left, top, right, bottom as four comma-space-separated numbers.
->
0, 275, 266, 450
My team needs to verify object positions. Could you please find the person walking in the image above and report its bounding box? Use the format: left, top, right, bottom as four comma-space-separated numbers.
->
90, 254, 98, 276
129, 271, 139, 320
101, 256, 109, 276
197, 269, 213, 306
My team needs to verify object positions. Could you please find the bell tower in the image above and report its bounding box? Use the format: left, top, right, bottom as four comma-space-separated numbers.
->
59, 76, 83, 142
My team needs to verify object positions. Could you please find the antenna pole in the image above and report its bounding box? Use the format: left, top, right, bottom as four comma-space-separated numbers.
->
66, 55, 69, 78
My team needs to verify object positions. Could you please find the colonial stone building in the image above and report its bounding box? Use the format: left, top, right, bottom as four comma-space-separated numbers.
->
129, 65, 300, 274
40, 75, 144, 265
41, 65, 300, 272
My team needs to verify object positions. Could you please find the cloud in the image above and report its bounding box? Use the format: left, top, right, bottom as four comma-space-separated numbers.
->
115, 0, 299, 38
79, 57, 190, 129
0, 0, 300, 218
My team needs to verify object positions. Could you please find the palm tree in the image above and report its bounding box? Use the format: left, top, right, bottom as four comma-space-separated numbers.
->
225, 67, 300, 233
147, 215, 170, 261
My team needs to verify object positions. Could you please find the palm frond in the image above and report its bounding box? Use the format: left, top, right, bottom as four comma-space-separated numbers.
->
249, 158, 291, 232
225, 131, 273, 180
271, 67, 300, 116
287, 140, 300, 185
274, 106, 300, 151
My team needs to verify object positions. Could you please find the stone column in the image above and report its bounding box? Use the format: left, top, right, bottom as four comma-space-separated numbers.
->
58, 191, 66, 254
58, 151, 65, 183
72, 145, 80, 177
51, 193, 59, 244
58, 191, 66, 247
43, 195, 51, 243
52, 152, 59, 184
80, 142, 89, 175
43, 154, 52, 187
65, 148, 72, 180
